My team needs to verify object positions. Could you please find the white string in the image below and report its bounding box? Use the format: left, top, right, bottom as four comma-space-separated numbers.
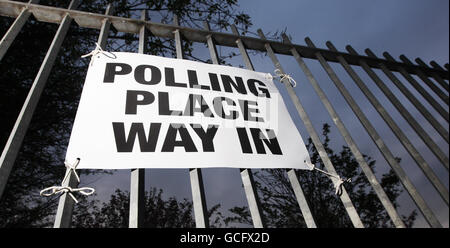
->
62, 158, 80, 184
305, 161, 351, 196
40, 186, 95, 204
40, 158, 95, 203
81, 42, 116, 66
273, 69, 297, 87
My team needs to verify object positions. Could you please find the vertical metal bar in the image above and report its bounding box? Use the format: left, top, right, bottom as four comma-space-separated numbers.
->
230, 24, 267, 228
255, 29, 364, 228
173, 15, 184, 59
230, 25, 254, 70
383, 52, 449, 123
430, 61, 447, 72
0, 0, 80, 201
323, 42, 448, 206
347, 46, 449, 171
372, 52, 448, 137
129, 169, 145, 227
231, 24, 317, 228
189, 168, 209, 228
415, 58, 449, 92
399, 55, 449, 106
364, 50, 449, 143
173, 15, 209, 228
138, 10, 148, 54
240, 169, 267, 227
0, 0, 39, 61
96, 4, 114, 50
205, 22, 266, 228
342, 45, 443, 227
53, 166, 79, 228
129, 9, 147, 229
282, 34, 405, 228
233, 24, 316, 228
53, 3, 113, 228
287, 169, 317, 228
203, 22, 219, 65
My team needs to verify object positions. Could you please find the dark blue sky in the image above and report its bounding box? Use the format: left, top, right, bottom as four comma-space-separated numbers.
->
83, 0, 449, 228
239, 0, 449, 228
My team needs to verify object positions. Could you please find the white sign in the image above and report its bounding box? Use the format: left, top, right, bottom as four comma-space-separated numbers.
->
65, 52, 312, 170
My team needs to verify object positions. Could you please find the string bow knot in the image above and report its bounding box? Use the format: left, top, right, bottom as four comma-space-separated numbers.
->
81, 42, 116, 66
40, 186, 95, 204
274, 69, 297, 87
40, 158, 95, 203
305, 161, 351, 196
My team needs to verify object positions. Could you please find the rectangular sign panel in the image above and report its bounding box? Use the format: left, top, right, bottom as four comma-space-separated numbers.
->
65, 52, 311, 169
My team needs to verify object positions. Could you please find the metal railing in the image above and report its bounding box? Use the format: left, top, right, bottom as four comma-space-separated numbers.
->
0, 0, 448, 228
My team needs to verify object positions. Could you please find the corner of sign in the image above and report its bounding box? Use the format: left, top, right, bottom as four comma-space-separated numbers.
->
304, 159, 314, 171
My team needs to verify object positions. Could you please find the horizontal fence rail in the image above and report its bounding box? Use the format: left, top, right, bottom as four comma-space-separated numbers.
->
0, 0, 448, 228
0, 0, 448, 79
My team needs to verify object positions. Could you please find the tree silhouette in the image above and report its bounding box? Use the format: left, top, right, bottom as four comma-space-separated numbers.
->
0, 0, 251, 227
225, 124, 417, 228
72, 188, 225, 228
71, 124, 416, 228
0, 0, 418, 228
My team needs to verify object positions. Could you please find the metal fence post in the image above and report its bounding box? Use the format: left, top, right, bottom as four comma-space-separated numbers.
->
173, 15, 209, 228
289, 36, 406, 227
229, 24, 267, 228
287, 169, 317, 228
53, 165, 79, 228
173, 15, 184, 60
129, 9, 146, 228
0, 0, 447, 229
204, 22, 267, 228
325, 43, 448, 207
0, 0, 80, 201
255, 29, 364, 228
346, 46, 449, 172
399, 55, 449, 106
53, 3, 113, 228
383, 52, 449, 123
364, 50, 448, 143
415, 58, 449, 92
203, 22, 219, 65
232, 24, 316, 228
280, 34, 405, 228
344, 45, 443, 227
429, 61, 447, 72
230, 25, 255, 70
0, 0, 39, 61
